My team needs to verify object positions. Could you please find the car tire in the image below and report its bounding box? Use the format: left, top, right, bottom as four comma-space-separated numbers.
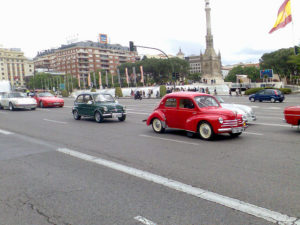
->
152, 118, 165, 133
31, 108, 36, 110
198, 121, 214, 140
9, 102, 14, 111
39, 101, 44, 108
230, 132, 242, 138
118, 115, 126, 122
250, 97, 255, 102
270, 98, 276, 103
73, 110, 81, 120
94, 111, 103, 123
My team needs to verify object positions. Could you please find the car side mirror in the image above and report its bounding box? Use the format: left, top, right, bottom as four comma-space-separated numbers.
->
87, 100, 93, 105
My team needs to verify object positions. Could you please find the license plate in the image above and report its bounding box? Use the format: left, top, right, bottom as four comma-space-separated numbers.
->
54, 102, 60, 105
232, 127, 243, 133
112, 113, 122, 118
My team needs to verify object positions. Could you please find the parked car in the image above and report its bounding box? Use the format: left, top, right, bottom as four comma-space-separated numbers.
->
72, 93, 126, 123
146, 92, 246, 140
32, 92, 64, 108
0, 92, 37, 111
216, 96, 256, 123
284, 106, 300, 127
0, 92, 5, 109
249, 89, 284, 103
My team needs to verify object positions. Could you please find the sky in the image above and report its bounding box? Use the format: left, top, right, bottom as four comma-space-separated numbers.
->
0, 0, 299, 65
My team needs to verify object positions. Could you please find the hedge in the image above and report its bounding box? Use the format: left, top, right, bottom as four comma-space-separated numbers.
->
115, 87, 123, 98
160, 85, 167, 97
244, 87, 292, 95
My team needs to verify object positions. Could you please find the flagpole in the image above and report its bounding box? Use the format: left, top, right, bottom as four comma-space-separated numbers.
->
290, 0, 297, 54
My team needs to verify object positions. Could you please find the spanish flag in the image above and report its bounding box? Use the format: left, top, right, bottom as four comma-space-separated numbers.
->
269, 0, 292, 34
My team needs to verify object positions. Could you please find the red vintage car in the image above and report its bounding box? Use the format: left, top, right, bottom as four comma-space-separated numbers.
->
146, 92, 246, 140
33, 92, 64, 108
284, 106, 300, 126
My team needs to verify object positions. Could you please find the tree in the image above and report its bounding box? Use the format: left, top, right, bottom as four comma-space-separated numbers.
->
224, 65, 260, 83
260, 47, 297, 81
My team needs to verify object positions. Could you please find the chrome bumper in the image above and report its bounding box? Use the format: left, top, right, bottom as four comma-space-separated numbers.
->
103, 112, 126, 118
218, 127, 245, 132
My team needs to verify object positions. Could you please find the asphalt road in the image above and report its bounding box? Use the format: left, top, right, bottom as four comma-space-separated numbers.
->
0, 94, 299, 225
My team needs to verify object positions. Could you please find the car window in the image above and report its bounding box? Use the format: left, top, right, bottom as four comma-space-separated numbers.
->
83, 95, 93, 103
265, 89, 273, 94
179, 99, 194, 109
76, 95, 84, 103
194, 96, 219, 108
258, 90, 265, 95
9, 92, 26, 98
94, 94, 115, 102
38, 92, 54, 97
165, 98, 177, 108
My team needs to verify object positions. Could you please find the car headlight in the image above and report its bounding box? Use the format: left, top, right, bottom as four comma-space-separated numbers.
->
242, 115, 247, 121
103, 106, 108, 112
218, 117, 224, 124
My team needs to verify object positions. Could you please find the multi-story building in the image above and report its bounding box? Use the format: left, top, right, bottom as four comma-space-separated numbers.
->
185, 55, 201, 74
0, 48, 34, 88
34, 41, 138, 83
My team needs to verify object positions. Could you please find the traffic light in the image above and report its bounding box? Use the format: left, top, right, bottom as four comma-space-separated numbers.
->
129, 41, 135, 51
294, 45, 300, 55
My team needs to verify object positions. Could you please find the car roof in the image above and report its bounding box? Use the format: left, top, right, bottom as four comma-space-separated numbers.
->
163, 92, 211, 98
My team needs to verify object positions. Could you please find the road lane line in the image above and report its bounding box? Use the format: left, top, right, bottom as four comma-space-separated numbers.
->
140, 134, 199, 146
254, 116, 283, 119
56, 148, 298, 225
134, 216, 157, 225
127, 112, 150, 115
43, 119, 67, 125
0, 111, 8, 114
0, 129, 13, 135
243, 132, 264, 136
252, 122, 290, 127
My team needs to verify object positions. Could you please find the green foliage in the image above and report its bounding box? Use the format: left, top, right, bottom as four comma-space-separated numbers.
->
260, 47, 297, 79
115, 87, 123, 97
118, 57, 189, 85
61, 90, 69, 97
160, 85, 167, 97
244, 88, 264, 95
187, 72, 202, 82
225, 66, 260, 82
90, 88, 96, 92
245, 87, 292, 95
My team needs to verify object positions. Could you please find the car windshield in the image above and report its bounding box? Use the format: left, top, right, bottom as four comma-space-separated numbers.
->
194, 96, 220, 108
39, 92, 54, 97
215, 96, 225, 103
94, 94, 115, 103
9, 92, 26, 98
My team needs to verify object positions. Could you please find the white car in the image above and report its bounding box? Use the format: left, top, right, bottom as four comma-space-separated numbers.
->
0, 92, 37, 111
216, 96, 256, 123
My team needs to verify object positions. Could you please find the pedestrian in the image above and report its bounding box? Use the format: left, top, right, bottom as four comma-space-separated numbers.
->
229, 89, 232, 96
214, 87, 217, 95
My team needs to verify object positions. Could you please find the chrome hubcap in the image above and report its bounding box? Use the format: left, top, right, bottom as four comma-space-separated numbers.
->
200, 124, 211, 139
153, 119, 161, 132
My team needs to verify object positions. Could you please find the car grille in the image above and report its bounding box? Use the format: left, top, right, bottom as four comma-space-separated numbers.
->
222, 119, 243, 127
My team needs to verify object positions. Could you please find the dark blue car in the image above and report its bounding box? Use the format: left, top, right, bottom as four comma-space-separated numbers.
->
249, 89, 284, 103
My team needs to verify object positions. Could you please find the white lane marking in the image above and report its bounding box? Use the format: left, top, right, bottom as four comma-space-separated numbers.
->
0, 129, 13, 135
127, 112, 150, 115
0, 111, 8, 114
38, 108, 51, 112
140, 134, 199, 146
255, 116, 283, 120
43, 119, 67, 125
243, 132, 264, 136
134, 216, 157, 225
64, 106, 73, 108
56, 148, 298, 225
252, 122, 290, 127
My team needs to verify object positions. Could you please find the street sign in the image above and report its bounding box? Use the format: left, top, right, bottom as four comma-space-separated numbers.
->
260, 69, 273, 78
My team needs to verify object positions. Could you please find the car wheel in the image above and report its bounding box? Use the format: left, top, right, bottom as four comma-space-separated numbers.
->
250, 97, 255, 102
230, 132, 242, 138
9, 102, 14, 111
31, 108, 36, 110
152, 118, 165, 133
94, 111, 103, 123
39, 101, 44, 108
279, 99, 283, 103
270, 98, 276, 103
73, 110, 81, 120
198, 121, 214, 140
118, 115, 126, 122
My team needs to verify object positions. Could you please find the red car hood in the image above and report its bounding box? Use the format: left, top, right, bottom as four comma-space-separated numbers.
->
202, 107, 237, 118
40, 97, 64, 102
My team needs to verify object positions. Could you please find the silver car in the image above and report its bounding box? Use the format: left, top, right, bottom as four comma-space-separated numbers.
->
0, 92, 37, 111
216, 96, 256, 123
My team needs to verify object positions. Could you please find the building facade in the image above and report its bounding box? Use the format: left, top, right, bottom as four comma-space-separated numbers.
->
0, 48, 34, 88
185, 55, 201, 74
34, 41, 138, 83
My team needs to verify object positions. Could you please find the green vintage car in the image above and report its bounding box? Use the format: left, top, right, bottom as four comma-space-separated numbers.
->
72, 93, 126, 123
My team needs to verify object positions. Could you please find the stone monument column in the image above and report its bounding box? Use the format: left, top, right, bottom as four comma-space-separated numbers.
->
201, 0, 224, 84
